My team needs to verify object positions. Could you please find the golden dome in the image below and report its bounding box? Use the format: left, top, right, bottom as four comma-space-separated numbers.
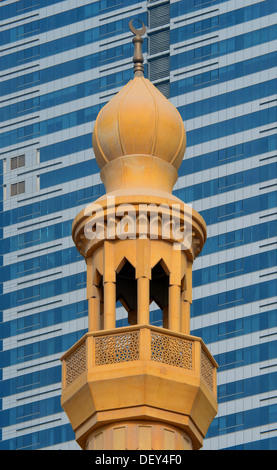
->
92, 20, 186, 195
92, 76, 186, 171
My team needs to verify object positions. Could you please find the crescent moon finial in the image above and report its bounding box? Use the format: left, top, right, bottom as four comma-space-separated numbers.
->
129, 19, 146, 37
129, 19, 146, 77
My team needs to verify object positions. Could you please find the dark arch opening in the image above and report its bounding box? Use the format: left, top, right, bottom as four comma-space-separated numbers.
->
95, 272, 104, 329
150, 261, 169, 328
116, 260, 137, 325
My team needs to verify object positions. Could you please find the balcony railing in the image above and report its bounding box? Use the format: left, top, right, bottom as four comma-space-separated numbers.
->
61, 325, 217, 397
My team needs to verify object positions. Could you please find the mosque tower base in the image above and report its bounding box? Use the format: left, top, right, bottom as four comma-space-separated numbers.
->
85, 421, 193, 450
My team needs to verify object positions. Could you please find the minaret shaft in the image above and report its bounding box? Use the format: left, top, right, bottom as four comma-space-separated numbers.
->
85, 421, 193, 451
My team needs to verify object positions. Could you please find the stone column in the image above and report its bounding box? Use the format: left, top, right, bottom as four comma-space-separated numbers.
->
103, 241, 116, 330
88, 296, 100, 332
180, 299, 190, 335
104, 282, 116, 329
137, 276, 150, 324
180, 261, 192, 334
168, 284, 181, 332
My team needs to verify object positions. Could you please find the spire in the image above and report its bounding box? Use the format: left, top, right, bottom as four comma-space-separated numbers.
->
129, 19, 146, 77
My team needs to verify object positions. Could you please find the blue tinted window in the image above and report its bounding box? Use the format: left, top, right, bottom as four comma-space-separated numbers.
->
2, 98, 275, 150
170, 24, 277, 77
193, 309, 277, 345
206, 404, 277, 439
1, 0, 67, 22
0, 272, 86, 311
171, 51, 277, 99
0, 423, 74, 450
0, 247, 82, 282
0, 12, 147, 72
177, 162, 276, 203
192, 279, 277, 318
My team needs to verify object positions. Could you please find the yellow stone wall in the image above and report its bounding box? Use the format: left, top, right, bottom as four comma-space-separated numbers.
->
86, 421, 193, 451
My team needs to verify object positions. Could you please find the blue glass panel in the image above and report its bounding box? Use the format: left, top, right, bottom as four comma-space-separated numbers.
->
192, 309, 277, 345
191, 278, 277, 318
1, 0, 67, 22
171, 51, 277, 99
0, 272, 86, 311
0, 12, 147, 72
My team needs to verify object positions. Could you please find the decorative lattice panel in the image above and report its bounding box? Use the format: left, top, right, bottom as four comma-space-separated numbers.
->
151, 332, 193, 369
65, 342, 86, 387
94, 331, 140, 365
201, 349, 214, 392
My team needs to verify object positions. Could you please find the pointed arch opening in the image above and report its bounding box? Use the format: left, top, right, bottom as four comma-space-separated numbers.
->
150, 260, 169, 328
94, 270, 104, 330
116, 259, 137, 325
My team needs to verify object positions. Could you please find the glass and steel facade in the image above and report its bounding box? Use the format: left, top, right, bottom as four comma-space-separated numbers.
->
0, 0, 276, 450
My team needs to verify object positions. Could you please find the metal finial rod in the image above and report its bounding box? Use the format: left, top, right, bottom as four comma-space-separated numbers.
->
129, 19, 146, 77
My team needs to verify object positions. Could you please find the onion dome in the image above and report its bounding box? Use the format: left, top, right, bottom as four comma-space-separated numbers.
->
92, 21, 186, 195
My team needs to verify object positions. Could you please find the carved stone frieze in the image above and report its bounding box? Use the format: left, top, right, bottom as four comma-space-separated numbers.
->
72, 195, 206, 263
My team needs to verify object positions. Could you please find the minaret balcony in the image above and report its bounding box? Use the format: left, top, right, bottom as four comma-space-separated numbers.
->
61, 324, 218, 449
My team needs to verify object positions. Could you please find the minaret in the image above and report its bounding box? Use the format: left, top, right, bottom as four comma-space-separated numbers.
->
60, 21, 218, 451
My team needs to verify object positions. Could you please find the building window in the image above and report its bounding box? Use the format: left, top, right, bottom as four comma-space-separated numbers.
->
149, 3, 170, 30
218, 229, 244, 247
10, 154, 25, 170
194, 0, 216, 6
99, 0, 123, 11
10, 181, 25, 197
149, 55, 170, 81
218, 259, 244, 277
148, 29, 170, 56
218, 412, 244, 432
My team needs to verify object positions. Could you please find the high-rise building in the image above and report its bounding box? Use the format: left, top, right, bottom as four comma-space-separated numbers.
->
0, 0, 276, 451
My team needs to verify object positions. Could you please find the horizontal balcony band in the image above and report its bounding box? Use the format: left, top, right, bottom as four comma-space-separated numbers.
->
61, 324, 218, 397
